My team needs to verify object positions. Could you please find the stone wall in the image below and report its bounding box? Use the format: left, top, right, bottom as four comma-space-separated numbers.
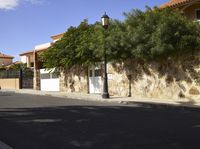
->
58, 52, 200, 101
107, 53, 200, 100
59, 67, 88, 93
107, 64, 128, 97
33, 69, 40, 90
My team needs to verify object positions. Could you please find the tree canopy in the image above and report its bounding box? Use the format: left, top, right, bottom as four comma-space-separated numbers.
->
41, 7, 200, 69
123, 7, 200, 59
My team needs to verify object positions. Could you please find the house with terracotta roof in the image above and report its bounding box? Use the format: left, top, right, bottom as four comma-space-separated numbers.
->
20, 33, 64, 68
0, 52, 14, 67
19, 33, 64, 91
161, 0, 200, 22
20, 42, 52, 68
5, 61, 22, 69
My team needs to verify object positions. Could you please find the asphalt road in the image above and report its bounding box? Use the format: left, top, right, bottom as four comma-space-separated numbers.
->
0, 92, 200, 149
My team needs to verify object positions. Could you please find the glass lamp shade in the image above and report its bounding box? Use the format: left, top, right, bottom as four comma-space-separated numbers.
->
101, 13, 109, 28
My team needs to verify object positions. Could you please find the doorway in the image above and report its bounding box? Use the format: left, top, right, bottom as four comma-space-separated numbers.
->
89, 65, 102, 94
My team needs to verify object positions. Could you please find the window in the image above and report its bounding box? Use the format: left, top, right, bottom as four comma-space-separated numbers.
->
40, 73, 50, 79
89, 70, 93, 77
30, 62, 34, 67
95, 69, 101, 77
40, 72, 59, 79
196, 10, 200, 21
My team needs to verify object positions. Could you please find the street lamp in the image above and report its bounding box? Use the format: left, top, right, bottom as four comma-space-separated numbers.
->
101, 12, 110, 99
101, 12, 110, 29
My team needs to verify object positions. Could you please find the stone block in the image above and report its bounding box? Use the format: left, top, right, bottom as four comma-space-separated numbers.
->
189, 86, 200, 95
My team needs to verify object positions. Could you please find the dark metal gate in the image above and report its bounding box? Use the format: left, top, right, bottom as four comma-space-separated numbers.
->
0, 69, 20, 78
0, 69, 33, 89
21, 69, 34, 89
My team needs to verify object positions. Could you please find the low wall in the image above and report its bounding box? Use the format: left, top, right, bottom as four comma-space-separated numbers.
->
59, 67, 88, 93
0, 78, 20, 90
107, 53, 200, 101
58, 52, 200, 101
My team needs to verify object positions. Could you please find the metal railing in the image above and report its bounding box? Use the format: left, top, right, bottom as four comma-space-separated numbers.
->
0, 70, 20, 79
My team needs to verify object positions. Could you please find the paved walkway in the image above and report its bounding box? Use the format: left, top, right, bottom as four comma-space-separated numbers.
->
1, 89, 200, 108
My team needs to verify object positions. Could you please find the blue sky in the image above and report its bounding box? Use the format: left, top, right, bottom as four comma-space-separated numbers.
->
0, 0, 168, 61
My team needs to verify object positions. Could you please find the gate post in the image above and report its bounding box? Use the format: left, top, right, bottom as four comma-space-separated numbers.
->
19, 69, 23, 89
33, 69, 40, 90
33, 50, 40, 90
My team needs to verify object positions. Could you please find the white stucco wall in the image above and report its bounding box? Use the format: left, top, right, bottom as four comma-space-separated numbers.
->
35, 42, 51, 50
20, 54, 34, 67
20, 56, 27, 63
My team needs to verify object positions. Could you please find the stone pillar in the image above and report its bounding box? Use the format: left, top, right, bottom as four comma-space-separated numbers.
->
33, 69, 40, 90
59, 71, 65, 92
33, 50, 40, 90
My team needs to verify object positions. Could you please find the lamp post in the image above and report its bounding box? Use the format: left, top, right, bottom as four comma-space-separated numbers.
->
101, 12, 110, 99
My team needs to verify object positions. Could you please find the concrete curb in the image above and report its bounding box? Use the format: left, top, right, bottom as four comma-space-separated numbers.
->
1, 89, 200, 109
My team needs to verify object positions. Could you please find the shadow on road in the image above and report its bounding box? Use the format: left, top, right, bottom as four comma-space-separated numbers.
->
0, 104, 200, 149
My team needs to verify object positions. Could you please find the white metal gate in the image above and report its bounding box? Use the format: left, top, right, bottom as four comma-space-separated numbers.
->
89, 65, 102, 94
40, 68, 60, 91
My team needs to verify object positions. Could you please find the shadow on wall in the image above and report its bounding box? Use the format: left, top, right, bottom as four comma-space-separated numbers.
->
0, 104, 200, 149
112, 52, 200, 99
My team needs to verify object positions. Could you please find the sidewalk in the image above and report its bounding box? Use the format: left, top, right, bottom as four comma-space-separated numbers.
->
1, 89, 200, 108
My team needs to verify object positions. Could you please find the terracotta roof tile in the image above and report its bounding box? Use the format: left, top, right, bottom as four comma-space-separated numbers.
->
0, 53, 14, 59
36, 47, 49, 53
19, 50, 34, 56
19, 46, 51, 56
51, 33, 64, 40
160, 0, 192, 8
6, 61, 22, 68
